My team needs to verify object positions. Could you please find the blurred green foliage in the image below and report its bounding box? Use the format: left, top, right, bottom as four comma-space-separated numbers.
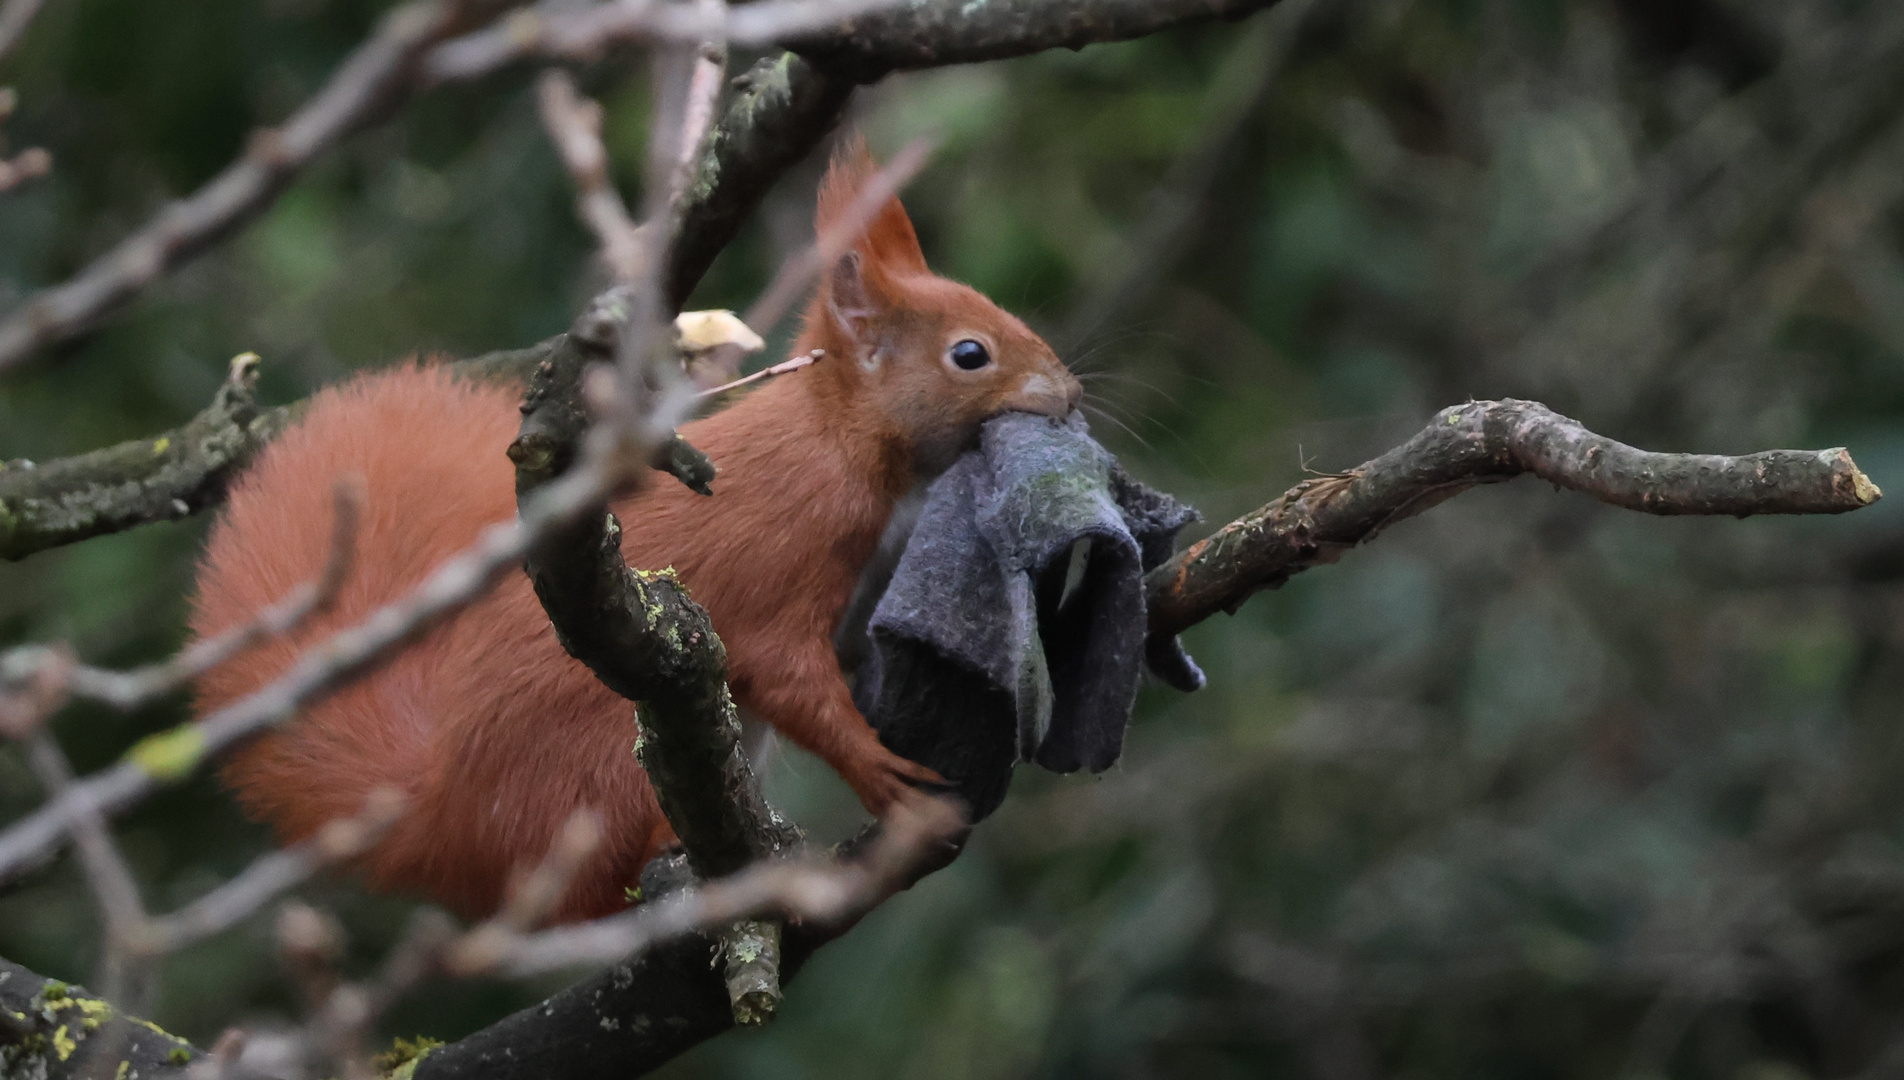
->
8, 0, 1904, 1077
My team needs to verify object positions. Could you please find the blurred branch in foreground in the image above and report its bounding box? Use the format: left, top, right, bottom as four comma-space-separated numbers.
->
0, 796, 964, 1080
0, 0, 43, 64
0, 87, 48, 195
0, 0, 1287, 376
0, 0, 497, 375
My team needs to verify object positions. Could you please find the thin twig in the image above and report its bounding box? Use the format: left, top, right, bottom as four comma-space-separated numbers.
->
0, 427, 634, 887
186, 1029, 246, 1080
135, 789, 406, 956
24, 731, 151, 1006
444, 810, 606, 975
422, 0, 904, 83
537, 70, 646, 283
493, 810, 604, 931
289, 893, 457, 1080
597, 19, 728, 437
697, 134, 934, 387
25, 732, 146, 932
291, 807, 602, 1077
0, 0, 1284, 378
0, 144, 47, 193
0, 86, 50, 195
670, 15, 728, 210
694, 350, 822, 398
282, 896, 457, 1079
276, 902, 346, 1012
741, 134, 936, 334
0, 642, 71, 739
0, 0, 489, 374
51, 476, 363, 711
458, 795, 964, 978
0, 0, 44, 65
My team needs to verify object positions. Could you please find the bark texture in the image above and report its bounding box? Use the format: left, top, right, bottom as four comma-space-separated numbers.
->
0, 957, 199, 1079
508, 304, 795, 880
1144, 398, 1883, 638
0, 356, 279, 561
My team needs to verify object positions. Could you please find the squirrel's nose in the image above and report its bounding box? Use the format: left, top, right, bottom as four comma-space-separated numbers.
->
1013, 371, 1079, 418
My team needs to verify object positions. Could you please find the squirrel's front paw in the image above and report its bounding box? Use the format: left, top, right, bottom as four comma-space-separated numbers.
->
847, 745, 947, 817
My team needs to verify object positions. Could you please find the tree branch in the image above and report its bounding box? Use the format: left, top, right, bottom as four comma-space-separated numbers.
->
788, 0, 1283, 81
420, 396, 1884, 1078
1144, 398, 1884, 638
49, 478, 362, 711
0, 0, 1284, 546
133, 789, 405, 956
537, 69, 648, 283
512, 282, 796, 1027
509, 303, 795, 879
1, 0, 1880, 1075
0, 344, 549, 563
0, 353, 277, 561
22, 731, 150, 1008
667, 51, 855, 309
0, 396, 642, 889
422, 0, 902, 82
0, 0, 498, 375
0, 88, 51, 196
0, 957, 199, 1078
413, 806, 966, 1080
0, 0, 1290, 375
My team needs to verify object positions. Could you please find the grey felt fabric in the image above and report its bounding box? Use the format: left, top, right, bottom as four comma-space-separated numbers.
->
856, 411, 1201, 820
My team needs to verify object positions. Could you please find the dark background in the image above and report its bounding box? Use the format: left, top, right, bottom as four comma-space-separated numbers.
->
7, 0, 1904, 1076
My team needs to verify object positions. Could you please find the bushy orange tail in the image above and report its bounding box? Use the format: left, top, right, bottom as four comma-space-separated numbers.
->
194, 363, 523, 838
200, 362, 670, 919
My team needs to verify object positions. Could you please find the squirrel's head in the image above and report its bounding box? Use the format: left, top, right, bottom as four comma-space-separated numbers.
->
799, 140, 1082, 477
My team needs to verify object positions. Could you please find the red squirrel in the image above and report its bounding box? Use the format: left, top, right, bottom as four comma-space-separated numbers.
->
189, 144, 1083, 922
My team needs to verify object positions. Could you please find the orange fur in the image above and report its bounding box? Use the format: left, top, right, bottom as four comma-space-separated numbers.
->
192, 141, 1081, 921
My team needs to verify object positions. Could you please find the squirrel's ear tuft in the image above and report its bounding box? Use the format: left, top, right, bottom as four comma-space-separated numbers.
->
828, 252, 874, 331
826, 251, 890, 369
815, 134, 928, 277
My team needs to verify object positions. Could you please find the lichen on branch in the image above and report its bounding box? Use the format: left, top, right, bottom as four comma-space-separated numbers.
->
509, 300, 795, 878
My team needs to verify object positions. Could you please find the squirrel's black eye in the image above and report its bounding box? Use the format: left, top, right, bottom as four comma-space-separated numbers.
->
950, 339, 991, 371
